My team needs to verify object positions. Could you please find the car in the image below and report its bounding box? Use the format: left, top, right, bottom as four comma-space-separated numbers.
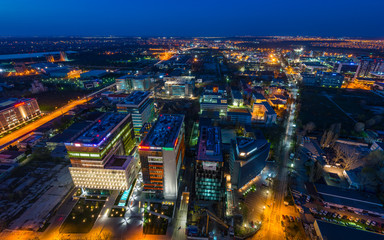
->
366, 219, 371, 225
371, 221, 376, 226
289, 216, 294, 222
333, 213, 338, 218
306, 196, 311, 202
354, 218, 359, 223
281, 221, 284, 227
337, 214, 342, 219
360, 219, 366, 224
282, 215, 286, 219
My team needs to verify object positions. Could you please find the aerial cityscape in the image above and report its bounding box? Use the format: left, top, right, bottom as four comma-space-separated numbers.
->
1, 1, 384, 240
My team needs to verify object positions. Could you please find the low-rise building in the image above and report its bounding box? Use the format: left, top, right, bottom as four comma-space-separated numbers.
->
301, 73, 317, 86
0, 150, 25, 164
231, 90, 244, 107
200, 92, 228, 119
307, 183, 384, 218
250, 93, 276, 125
164, 76, 195, 97
116, 75, 154, 92
227, 108, 252, 125
317, 72, 344, 88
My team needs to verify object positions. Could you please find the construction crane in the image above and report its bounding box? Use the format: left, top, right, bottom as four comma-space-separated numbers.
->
201, 209, 229, 236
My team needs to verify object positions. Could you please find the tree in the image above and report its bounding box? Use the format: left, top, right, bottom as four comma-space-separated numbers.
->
364, 150, 384, 168
303, 122, 315, 135
332, 144, 344, 164
7, 145, 19, 151
354, 122, 365, 133
335, 144, 362, 170
320, 123, 340, 148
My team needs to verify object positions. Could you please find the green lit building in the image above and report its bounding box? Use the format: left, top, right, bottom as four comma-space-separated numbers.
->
65, 113, 138, 190
195, 126, 225, 201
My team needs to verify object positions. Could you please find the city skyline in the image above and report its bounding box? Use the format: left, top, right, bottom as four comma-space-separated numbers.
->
1, 0, 384, 37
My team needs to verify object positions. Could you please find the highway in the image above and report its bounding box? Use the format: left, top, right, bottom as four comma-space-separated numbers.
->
0, 83, 116, 150
0, 98, 88, 149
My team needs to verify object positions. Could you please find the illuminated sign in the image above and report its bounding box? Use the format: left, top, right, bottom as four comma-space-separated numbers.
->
14, 102, 25, 108
203, 161, 217, 171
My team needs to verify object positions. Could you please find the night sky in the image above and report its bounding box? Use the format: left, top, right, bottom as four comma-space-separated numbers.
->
1, 0, 383, 37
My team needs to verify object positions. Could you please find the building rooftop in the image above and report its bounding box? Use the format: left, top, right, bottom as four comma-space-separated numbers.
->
316, 220, 383, 240
0, 150, 25, 160
0, 98, 35, 111
117, 91, 151, 107
80, 70, 108, 78
197, 126, 222, 162
140, 114, 184, 148
164, 76, 195, 85
49, 121, 92, 144
252, 93, 266, 101
228, 108, 251, 116
73, 113, 127, 145
232, 90, 243, 99
105, 155, 134, 170
314, 184, 384, 214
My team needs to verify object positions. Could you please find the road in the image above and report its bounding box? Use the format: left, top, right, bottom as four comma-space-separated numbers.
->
254, 86, 298, 240
0, 98, 88, 149
171, 192, 189, 240
0, 83, 116, 150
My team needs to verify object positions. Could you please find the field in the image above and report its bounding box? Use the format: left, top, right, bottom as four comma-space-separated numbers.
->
298, 87, 384, 134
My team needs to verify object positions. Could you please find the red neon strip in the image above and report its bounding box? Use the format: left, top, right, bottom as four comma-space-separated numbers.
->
139, 146, 150, 150
174, 138, 178, 148
14, 102, 25, 108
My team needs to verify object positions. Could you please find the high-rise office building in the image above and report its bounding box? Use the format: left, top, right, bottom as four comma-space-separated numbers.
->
229, 136, 270, 190
66, 113, 138, 190
355, 58, 384, 78
116, 91, 156, 139
0, 98, 41, 134
195, 126, 225, 201
138, 114, 185, 199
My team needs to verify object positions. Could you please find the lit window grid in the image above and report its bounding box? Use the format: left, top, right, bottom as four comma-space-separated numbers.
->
69, 167, 132, 190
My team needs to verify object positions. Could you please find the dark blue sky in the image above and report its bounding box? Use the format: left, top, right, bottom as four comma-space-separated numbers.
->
1, 0, 383, 37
